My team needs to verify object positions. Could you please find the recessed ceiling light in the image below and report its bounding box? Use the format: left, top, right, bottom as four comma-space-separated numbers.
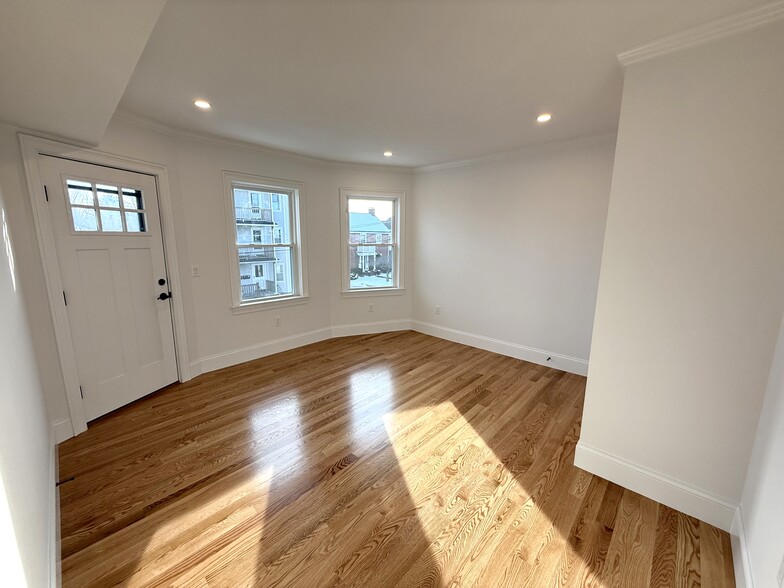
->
194, 99, 212, 110
537, 113, 552, 123
383, 151, 393, 157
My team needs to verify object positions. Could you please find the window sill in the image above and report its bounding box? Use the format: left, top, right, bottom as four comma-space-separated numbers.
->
340, 288, 405, 298
231, 295, 309, 314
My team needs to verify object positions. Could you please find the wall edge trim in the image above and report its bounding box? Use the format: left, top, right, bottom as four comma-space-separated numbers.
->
731, 505, 755, 588
410, 320, 588, 376
618, 1, 784, 66
574, 441, 738, 530
51, 418, 73, 445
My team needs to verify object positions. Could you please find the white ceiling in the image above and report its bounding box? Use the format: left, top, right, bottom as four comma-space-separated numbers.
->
0, 0, 772, 165
0, 0, 166, 145
119, 0, 772, 167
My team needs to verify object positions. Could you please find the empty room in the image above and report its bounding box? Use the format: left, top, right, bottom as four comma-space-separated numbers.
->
1, 1, 783, 586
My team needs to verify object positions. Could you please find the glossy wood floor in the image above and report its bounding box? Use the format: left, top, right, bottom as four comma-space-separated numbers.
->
58, 331, 735, 587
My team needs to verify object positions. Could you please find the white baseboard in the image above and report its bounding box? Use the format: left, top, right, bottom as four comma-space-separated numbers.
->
191, 320, 417, 374
410, 320, 589, 376
48, 433, 60, 587
67, 318, 587, 442
194, 326, 333, 374
331, 319, 412, 338
731, 506, 754, 588
574, 441, 737, 531
191, 319, 588, 378
51, 418, 73, 445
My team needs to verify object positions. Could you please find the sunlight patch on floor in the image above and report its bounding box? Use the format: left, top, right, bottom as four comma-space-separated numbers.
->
348, 367, 395, 443
382, 400, 572, 578
125, 465, 274, 588
249, 393, 304, 470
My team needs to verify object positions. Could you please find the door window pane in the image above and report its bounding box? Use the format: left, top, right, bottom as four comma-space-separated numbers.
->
72, 207, 98, 231
122, 188, 143, 210
125, 212, 146, 232
100, 209, 123, 232
66, 179, 148, 234
68, 183, 94, 206
96, 185, 120, 208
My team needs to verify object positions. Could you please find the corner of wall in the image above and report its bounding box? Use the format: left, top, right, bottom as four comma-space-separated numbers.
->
573, 441, 737, 531
331, 319, 411, 339
51, 419, 73, 446
731, 506, 753, 588
411, 321, 589, 376
48, 425, 60, 588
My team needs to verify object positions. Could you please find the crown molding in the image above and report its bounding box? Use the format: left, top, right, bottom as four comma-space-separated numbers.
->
618, 1, 784, 67
110, 109, 414, 174
113, 110, 616, 175
415, 132, 618, 174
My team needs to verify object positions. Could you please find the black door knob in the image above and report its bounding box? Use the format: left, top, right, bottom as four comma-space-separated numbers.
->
158, 278, 166, 286
157, 292, 171, 301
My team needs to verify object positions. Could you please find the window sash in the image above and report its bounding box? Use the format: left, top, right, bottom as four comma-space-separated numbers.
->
341, 191, 402, 292
226, 175, 304, 307
348, 237, 395, 246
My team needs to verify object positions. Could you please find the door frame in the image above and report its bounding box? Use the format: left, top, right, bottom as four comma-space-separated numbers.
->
19, 133, 192, 439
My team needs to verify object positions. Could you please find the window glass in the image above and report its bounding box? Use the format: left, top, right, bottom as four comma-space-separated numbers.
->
345, 196, 399, 290
231, 182, 300, 304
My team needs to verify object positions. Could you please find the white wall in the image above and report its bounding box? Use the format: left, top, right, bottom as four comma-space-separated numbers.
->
0, 126, 55, 586
577, 21, 784, 530
411, 137, 615, 374
738, 311, 784, 587
0, 117, 413, 436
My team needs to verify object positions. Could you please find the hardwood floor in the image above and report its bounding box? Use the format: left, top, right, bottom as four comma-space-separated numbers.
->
58, 331, 735, 587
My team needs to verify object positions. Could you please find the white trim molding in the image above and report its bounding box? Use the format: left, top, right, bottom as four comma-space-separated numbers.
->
416, 133, 617, 174
574, 441, 738, 531
731, 506, 754, 588
618, 0, 784, 66
411, 320, 589, 376
51, 418, 74, 445
331, 319, 411, 338
48, 438, 59, 588
191, 320, 413, 375
112, 109, 414, 174
192, 327, 332, 375
18, 133, 193, 438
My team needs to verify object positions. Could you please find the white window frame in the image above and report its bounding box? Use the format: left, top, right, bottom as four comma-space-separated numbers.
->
340, 187, 405, 296
223, 171, 308, 311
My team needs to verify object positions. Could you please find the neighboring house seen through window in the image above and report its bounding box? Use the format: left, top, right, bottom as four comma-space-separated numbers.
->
223, 172, 306, 307
340, 189, 404, 292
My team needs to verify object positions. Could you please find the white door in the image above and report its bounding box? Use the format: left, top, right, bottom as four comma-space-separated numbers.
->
40, 156, 178, 421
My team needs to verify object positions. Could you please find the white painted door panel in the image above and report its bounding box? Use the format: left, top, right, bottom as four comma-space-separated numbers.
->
41, 156, 177, 420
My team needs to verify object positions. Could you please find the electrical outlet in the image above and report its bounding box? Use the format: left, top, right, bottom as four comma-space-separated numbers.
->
368, 303, 374, 313
274, 316, 281, 327
191, 266, 200, 277
435, 305, 441, 315
777, 552, 784, 587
